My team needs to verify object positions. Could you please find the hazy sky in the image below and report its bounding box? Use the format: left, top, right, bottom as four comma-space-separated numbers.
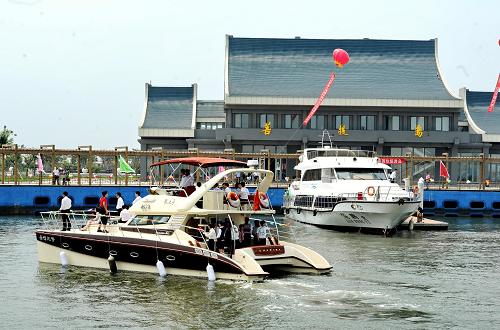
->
1, 0, 498, 149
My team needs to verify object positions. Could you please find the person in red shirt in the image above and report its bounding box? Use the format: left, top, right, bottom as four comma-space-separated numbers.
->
97, 191, 109, 233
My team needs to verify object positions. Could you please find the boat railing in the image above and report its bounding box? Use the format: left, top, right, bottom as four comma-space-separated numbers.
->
247, 215, 295, 243
39, 211, 212, 249
285, 185, 416, 212
39, 211, 122, 232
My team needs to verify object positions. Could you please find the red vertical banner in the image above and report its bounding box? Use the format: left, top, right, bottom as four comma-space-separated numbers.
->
439, 160, 449, 178
303, 72, 336, 125
487, 73, 500, 113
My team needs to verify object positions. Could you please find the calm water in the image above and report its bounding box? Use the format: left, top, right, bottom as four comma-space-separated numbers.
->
1, 216, 500, 329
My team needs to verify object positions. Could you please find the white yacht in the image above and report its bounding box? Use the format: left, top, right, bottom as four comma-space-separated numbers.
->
36, 157, 331, 281
284, 138, 419, 235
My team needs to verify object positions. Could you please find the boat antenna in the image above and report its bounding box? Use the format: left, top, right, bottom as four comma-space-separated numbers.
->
319, 130, 333, 148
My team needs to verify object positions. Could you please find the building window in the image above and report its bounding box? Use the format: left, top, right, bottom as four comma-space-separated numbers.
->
334, 115, 350, 129
284, 114, 300, 129
410, 116, 425, 130
197, 122, 224, 130
234, 114, 249, 128
310, 115, 326, 129
384, 116, 400, 131
435, 117, 450, 131
360, 115, 375, 130
260, 114, 275, 128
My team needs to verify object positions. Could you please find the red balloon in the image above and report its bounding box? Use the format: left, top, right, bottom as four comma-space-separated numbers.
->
332, 48, 350, 68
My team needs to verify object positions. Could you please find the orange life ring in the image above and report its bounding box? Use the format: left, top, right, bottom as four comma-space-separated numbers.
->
258, 192, 270, 208
227, 191, 240, 208
367, 186, 375, 196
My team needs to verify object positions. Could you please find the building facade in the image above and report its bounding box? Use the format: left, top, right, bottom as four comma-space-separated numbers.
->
138, 36, 499, 182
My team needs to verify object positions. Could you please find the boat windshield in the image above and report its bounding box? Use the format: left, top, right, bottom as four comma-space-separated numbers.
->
335, 168, 387, 180
129, 215, 171, 226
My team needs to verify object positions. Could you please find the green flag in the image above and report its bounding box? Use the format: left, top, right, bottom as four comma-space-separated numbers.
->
119, 156, 135, 174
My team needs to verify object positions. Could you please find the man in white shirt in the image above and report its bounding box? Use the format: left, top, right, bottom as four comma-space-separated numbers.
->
222, 182, 231, 195
115, 192, 124, 211
59, 191, 72, 231
184, 169, 194, 187
238, 182, 250, 209
132, 191, 141, 205
119, 205, 133, 223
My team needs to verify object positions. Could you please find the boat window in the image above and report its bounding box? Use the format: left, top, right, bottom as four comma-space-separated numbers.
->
302, 169, 322, 181
335, 168, 387, 180
129, 215, 171, 226
306, 149, 373, 159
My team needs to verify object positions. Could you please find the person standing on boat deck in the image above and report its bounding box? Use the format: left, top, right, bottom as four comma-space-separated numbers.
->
238, 182, 250, 210
243, 217, 252, 247
257, 220, 269, 245
184, 169, 194, 187
252, 220, 260, 246
179, 169, 187, 187
59, 191, 72, 231
203, 223, 217, 251
238, 224, 244, 248
222, 182, 231, 195
115, 192, 124, 212
97, 191, 109, 233
133, 191, 141, 205
223, 221, 233, 256
389, 169, 397, 183
216, 222, 225, 253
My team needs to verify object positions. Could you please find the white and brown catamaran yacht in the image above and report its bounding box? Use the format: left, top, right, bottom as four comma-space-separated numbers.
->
36, 157, 331, 281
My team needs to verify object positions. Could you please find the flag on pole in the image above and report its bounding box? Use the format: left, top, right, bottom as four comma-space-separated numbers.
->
119, 156, 135, 174
303, 72, 336, 125
487, 73, 500, 113
439, 160, 449, 178
36, 153, 44, 173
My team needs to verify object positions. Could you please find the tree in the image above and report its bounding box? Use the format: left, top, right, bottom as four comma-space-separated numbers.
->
0, 126, 16, 145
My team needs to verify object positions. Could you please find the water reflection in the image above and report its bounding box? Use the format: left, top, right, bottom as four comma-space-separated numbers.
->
1, 215, 500, 328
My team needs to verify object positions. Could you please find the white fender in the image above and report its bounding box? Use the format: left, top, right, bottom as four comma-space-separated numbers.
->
108, 255, 117, 274
206, 263, 216, 281
59, 251, 68, 267
408, 218, 414, 231
156, 260, 167, 277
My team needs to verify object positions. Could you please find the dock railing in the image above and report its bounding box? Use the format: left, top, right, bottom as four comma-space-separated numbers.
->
3, 145, 500, 190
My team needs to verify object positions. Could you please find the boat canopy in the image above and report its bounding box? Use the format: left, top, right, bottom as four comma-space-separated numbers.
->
150, 157, 247, 168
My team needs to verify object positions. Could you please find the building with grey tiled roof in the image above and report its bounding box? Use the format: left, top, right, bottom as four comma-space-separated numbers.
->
138, 35, 498, 182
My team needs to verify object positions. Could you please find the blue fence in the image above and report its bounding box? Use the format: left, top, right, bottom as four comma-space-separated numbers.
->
2, 185, 500, 217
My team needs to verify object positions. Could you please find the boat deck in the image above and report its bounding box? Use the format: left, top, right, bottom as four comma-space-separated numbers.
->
398, 216, 449, 231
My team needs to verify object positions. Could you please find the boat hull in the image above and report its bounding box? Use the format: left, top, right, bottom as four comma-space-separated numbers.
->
286, 200, 419, 235
35, 230, 265, 281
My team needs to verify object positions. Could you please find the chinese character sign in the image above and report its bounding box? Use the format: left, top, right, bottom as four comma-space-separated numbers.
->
379, 157, 406, 165
338, 123, 348, 136
261, 122, 272, 136
415, 124, 423, 138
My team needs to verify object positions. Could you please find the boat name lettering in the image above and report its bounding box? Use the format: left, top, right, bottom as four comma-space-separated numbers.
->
340, 213, 371, 224
194, 248, 203, 255
164, 198, 175, 205
38, 235, 55, 242
141, 204, 151, 211
142, 199, 156, 203
209, 252, 219, 259
202, 250, 210, 257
